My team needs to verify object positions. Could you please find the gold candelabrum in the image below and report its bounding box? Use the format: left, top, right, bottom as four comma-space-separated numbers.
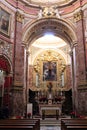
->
33, 77, 66, 105
34, 85, 65, 105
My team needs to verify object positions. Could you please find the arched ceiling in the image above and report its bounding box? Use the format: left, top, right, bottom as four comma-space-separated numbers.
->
24, 0, 77, 7
23, 18, 77, 46
29, 34, 70, 64
32, 35, 67, 49
23, 17, 76, 66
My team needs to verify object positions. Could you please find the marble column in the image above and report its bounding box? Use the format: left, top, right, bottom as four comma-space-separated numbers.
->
12, 11, 24, 116
74, 10, 86, 81
24, 47, 30, 118
70, 43, 79, 115
74, 10, 87, 115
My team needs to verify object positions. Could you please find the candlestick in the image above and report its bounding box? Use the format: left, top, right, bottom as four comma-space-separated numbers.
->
61, 72, 64, 87
43, 74, 46, 87
36, 73, 39, 87
60, 90, 62, 96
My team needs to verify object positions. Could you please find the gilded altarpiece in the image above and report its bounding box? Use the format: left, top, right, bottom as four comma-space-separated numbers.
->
33, 50, 66, 92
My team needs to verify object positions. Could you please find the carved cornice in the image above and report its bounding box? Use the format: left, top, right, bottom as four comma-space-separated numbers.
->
16, 11, 24, 23
74, 10, 83, 22
73, 41, 78, 47
78, 81, 87, 90
11, 87, 23, 92
13, 81, 23, 87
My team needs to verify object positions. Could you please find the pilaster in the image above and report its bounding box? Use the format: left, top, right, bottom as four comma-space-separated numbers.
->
77, 82, 87, 115
73, 10, 87, 115
74, 10, 86, 81
70, 43, 79, 114
12, 11, 24, 116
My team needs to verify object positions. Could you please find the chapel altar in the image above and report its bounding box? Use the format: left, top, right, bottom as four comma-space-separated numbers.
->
39, 104, 62, 119
29, 87, 72, 118
31, 52, 66, 117
34, 82, 65, 119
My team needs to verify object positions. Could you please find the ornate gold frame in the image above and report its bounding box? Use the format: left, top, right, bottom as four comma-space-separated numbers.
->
33, 50, 66, 91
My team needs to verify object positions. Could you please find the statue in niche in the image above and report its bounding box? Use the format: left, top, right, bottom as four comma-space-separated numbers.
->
47, 82, 53, 93
47, 82, 53, 100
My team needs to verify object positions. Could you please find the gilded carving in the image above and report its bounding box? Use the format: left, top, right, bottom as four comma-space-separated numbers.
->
13, 81, 23, 87
0, 40, 13, 62
33, 50, 66, 90
78, 80, 87, 90
74, 10, 83, 22
16, 11, 24, 23
40, 6, 60, 18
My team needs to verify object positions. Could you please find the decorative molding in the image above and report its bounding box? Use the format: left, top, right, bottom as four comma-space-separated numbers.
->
0, 40, 13, 63
78, 81, 87, 90
73, 10, 83, 22
13, 81, 23, 87
23, 18, 77, 46
33, 50, 66, 90
11, 87, 23, 92
86, 42, 87, 49
73, 41, 78, 47
16, 11, 24, 23
39, 7, 60, 18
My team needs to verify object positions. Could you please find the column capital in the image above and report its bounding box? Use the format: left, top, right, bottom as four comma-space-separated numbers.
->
70, 41, 78, 52
7, 72, 13, 77
26, 50, 30, 56
73, 41, 78, 47
21, 41, 27, 47
69, 50, 73, 56
69, 41, 78, 56
22, 42, 30, 56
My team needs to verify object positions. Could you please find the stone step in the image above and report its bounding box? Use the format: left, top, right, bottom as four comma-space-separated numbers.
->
40, 119, 61, 126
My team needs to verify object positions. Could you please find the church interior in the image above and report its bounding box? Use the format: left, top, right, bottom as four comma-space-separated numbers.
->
0, 0, 87, 129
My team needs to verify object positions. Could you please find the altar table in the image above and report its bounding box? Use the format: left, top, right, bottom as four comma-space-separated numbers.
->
39, 104, 62, 119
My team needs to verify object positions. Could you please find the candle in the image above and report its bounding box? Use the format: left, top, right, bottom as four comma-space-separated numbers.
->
43, 74, 46, 87
60, 91, 62, 96
36, 73, 38, 87
61, 72, 64, 87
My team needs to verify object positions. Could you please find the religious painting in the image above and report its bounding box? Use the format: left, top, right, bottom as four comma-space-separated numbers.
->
0, 7, 10, 36
43, 61, 57, 81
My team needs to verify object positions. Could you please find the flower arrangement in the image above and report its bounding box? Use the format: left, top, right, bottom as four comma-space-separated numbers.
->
39, 97, 47, 102
16, 116, 22, 119
27, 113, 31, 118
70, 111, 76, 118
70, 111, 83, 118
55, 97, 62, 102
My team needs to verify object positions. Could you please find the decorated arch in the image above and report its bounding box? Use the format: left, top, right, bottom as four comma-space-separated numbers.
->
0, 55, 12, 108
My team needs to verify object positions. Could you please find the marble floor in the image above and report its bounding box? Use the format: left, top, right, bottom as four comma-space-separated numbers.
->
35, 115, 70, 130
41, 126, 61, 130
40, 118, 61, 130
